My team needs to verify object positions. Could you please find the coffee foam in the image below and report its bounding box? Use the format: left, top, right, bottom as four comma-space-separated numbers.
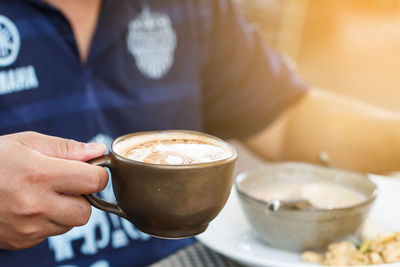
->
113, 132, 233, 165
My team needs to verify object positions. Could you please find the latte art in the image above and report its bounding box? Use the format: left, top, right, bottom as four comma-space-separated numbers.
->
123, 139, 231, 165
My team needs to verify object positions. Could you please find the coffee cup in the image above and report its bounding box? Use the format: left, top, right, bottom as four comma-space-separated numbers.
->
84, 130, 237, 238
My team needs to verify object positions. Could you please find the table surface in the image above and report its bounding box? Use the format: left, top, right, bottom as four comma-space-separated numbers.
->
150, 241, 245, 267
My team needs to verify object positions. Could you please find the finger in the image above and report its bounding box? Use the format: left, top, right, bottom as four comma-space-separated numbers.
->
34, 220, 72, 239
16, 131, 106, 161
1, 220, 71, 250
0, 237, 48, 250
43, 222, 72, 237
41, 156, 109, 195
46, 193, 93, 228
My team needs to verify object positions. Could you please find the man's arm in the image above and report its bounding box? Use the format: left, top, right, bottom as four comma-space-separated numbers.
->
200, 0, 400, 174
243, 87, 400, 174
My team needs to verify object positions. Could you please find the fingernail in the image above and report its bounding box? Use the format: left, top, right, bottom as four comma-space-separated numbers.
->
85, 143, 106, 151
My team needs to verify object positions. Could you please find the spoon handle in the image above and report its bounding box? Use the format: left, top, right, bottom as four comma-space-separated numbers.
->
267, 199, 313, 211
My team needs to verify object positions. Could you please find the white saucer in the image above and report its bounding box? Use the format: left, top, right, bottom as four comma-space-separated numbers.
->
197, 175, 400, 267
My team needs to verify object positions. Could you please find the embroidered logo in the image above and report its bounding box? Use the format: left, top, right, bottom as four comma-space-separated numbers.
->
126, 7, 177, 80
0, 15, 20, 67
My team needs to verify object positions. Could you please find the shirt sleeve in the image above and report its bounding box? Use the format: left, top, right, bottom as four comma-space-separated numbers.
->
201, 0, 309, 139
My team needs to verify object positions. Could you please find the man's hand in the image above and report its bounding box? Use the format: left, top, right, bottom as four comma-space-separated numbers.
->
0, 131, 108, 250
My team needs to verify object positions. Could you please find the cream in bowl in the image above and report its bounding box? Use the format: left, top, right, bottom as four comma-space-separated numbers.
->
252, 181, 367, 210
235, 162, 377, 252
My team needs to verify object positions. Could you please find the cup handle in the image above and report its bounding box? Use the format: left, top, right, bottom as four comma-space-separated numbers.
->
83, 155, 129, 220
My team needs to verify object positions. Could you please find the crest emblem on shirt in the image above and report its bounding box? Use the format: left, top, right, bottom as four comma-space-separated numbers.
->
0, 15, 20, 67
126, 7, 177, 80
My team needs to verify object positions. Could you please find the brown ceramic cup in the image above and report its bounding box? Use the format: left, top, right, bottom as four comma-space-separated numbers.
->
84, 130, 237, 239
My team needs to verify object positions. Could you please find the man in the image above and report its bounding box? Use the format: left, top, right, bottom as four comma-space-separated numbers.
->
0, 0, 399, 266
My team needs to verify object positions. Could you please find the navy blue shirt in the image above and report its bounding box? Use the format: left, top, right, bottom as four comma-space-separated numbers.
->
0, 0, 307, 266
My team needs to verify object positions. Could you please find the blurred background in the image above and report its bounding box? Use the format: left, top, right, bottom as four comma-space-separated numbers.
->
235, 0, 400, 112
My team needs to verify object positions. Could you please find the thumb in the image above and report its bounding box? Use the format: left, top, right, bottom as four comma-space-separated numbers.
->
16, 131, 106, 161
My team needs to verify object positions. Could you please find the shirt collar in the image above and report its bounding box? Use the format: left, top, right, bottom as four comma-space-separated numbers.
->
88, 0, 139, 65
26, 0, 138, 65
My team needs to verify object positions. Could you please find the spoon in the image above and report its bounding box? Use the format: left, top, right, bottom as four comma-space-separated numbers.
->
266, 198, 313, 212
